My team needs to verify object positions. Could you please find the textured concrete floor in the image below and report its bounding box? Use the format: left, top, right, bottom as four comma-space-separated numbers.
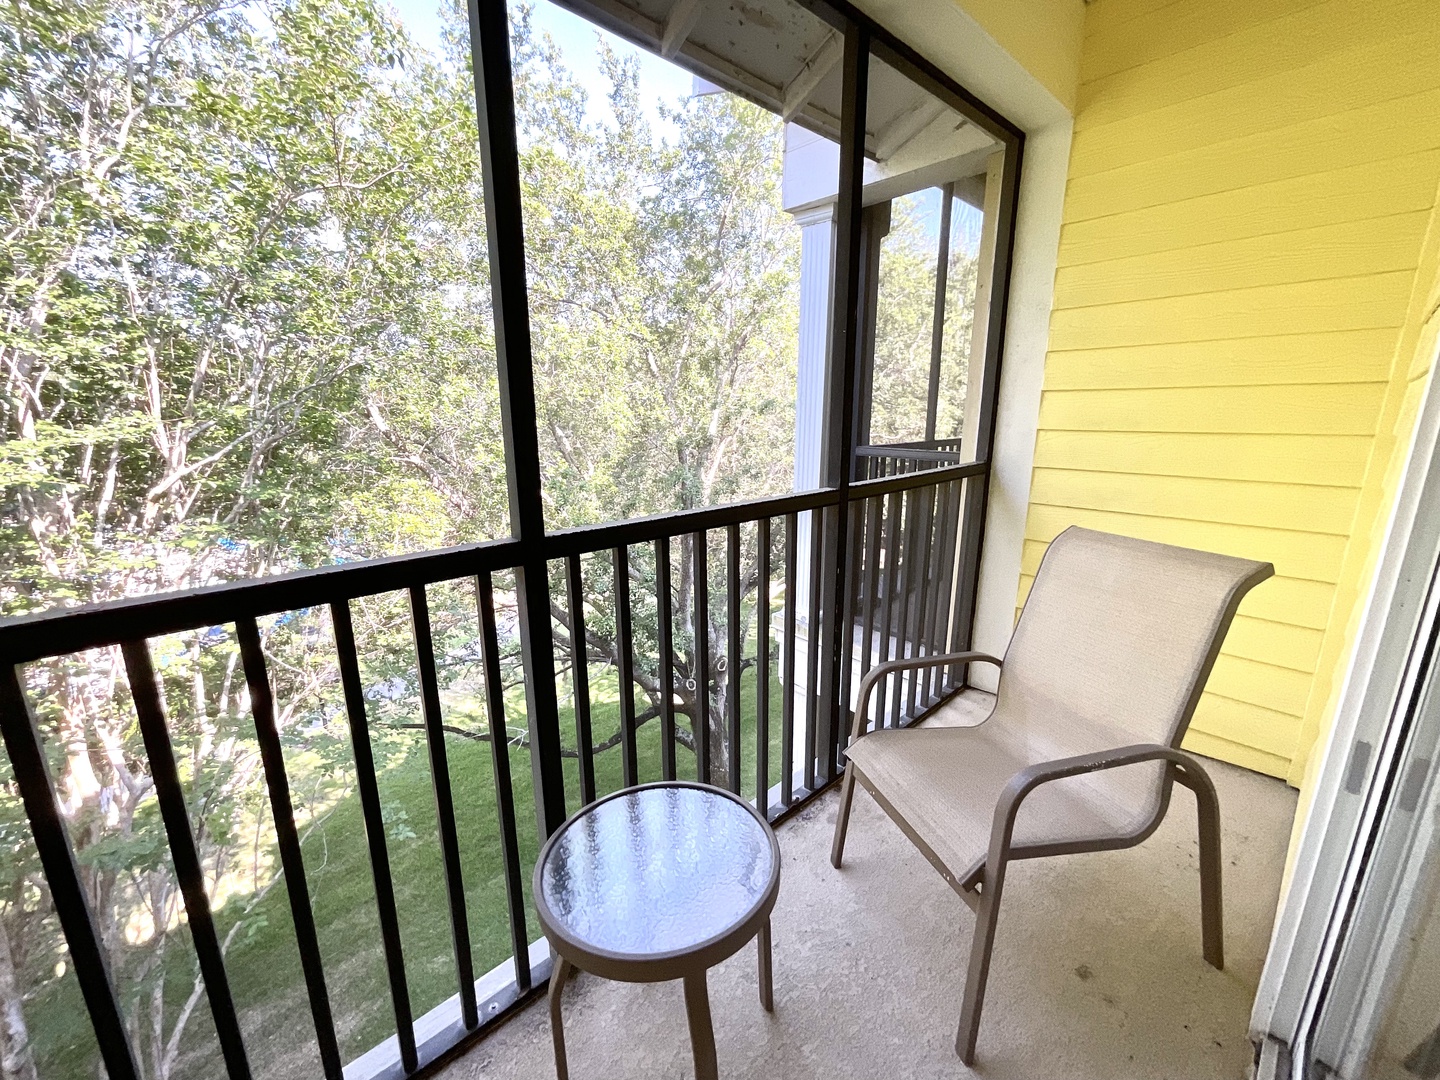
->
440, 696, 1297, 1080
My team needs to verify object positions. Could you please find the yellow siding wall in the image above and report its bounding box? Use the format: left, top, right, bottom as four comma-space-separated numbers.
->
1291, 181, 1440, 807
1020, 0, 1440, 781
950, 0, 1086, 111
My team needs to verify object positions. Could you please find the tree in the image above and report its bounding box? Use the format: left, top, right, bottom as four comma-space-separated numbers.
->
0, 0, 805, 1073
867, 190, 978, 445
0, 0, 500, 1073
505, 15, 798, 779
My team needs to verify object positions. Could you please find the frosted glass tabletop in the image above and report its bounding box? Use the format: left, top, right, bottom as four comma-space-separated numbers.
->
537, 784, 779, 961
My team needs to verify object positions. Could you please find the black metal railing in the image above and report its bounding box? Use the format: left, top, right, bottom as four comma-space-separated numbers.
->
854, 438, 966, 480
0, 461, 983, 1080
0, 541, 542, 1080
0, 0, 1023, 1061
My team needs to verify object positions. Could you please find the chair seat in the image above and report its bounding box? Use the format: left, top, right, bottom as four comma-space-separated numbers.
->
845, 722, 1151, 886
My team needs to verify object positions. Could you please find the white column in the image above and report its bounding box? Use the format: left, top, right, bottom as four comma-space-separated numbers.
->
958, 151, 1004, 464
792, 203, 835, 610
793, 204, 836, 494
787, 202, 834, 785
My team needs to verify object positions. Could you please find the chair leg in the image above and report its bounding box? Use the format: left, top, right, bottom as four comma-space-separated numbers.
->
1187, 765, 1225, 970
956, 858, 1009, 1065
831, 763, 858, 868
549, 955, 572, 1080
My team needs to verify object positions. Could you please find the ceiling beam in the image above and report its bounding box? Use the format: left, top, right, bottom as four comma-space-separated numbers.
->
660, 0, 703, 59
875, 98, 947, 161
781, 33, 842, 122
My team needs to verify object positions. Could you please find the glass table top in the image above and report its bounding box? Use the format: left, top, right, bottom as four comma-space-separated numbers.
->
538, 785, 777, 959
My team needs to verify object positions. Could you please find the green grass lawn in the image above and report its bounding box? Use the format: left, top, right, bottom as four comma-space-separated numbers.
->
33, 663, 789, 1079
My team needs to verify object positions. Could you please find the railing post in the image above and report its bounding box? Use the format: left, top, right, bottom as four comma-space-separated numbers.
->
0, 666, 142, 1080
122, 641, 253, 1079
237, 618, 343, 1078
468, 0, 567, 837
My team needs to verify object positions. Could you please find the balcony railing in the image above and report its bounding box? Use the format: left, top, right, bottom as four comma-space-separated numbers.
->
854, 438, 965, 479
0, 457, 985, 1080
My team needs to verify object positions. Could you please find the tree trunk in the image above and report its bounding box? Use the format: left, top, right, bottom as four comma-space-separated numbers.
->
708, 663, 730, 782
0, 913, 38, 1080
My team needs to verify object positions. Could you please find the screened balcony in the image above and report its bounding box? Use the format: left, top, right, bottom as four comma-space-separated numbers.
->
3, 0, 1436, 1075
0, 0, 1025, 1076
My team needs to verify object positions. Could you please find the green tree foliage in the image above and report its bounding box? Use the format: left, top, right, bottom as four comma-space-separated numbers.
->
0, 0, 809, 1075
515, 22, 797, 527
867, 190, 978, 445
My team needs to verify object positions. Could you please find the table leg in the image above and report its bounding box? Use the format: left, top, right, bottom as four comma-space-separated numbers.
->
757, 918, 773, 1012
549, 955, 572, 1080
683, 969, 719, 1080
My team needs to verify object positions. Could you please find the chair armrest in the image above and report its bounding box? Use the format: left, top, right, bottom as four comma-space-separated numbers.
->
845, 651, 1004, 749
986, 743, 1203, 872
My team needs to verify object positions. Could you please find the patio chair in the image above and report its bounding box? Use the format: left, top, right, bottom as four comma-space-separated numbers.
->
830, 526, 1273, 1064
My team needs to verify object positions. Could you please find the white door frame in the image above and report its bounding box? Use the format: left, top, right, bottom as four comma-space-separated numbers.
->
1251, 336, 1440, 1076
1311, 620, 1440, 1077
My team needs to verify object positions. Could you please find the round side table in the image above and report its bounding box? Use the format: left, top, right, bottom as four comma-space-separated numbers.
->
534, 782, 781, 1080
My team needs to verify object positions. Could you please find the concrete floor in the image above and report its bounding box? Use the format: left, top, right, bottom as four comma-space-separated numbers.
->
440, 697, 1297, 1080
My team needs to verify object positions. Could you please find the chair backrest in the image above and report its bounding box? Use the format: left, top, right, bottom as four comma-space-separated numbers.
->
993, 527, 1272, 833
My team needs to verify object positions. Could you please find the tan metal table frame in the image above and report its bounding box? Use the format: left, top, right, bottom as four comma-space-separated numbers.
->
534, 782, 781, 1080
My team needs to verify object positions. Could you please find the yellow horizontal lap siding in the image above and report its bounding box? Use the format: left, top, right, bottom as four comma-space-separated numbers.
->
1231, 579, 1336, 633
1032, 431, 1370, 487
1182, 730, 1291, 778
1038, 384, 1388, 437
1209, 654, 1311, 717
1077, 0, 1440, 129
1189, 692, 1301, 762
1022, 504, 1348, 584
1079, 0, 1331, 84
950, 0, 1084, 112
1029, 467, 1357, 534
1079, 0, 1188, 37
1022, 0, 1440, 782
1054, 213, 1430, 309
1042, 331, 1399, 389
1050, 275, 1412, 349
1018, 536, 1333, 590
1063, 89, 1440, 224
1058, 153, 1440, 267
1224, 615, 1324, 676
1071, 27, 1440, 176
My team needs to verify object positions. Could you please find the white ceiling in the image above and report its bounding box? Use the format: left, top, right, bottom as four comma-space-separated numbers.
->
548, 0, 1001, 171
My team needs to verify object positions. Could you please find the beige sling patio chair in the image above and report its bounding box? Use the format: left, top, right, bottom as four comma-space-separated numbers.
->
830, 526, 1273, 1064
